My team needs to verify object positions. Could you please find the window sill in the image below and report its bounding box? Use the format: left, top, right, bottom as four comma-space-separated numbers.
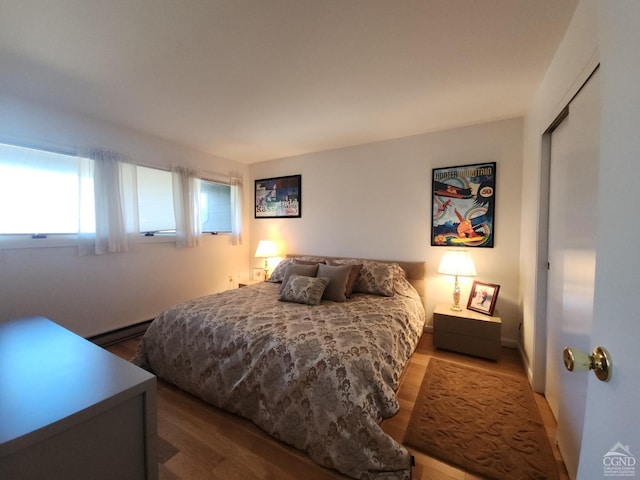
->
0, 233, 229, 250
0, 235, 78, 249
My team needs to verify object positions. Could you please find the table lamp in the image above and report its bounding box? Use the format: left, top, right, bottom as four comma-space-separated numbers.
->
438, 249, 477, 311
255, 240, 278, 281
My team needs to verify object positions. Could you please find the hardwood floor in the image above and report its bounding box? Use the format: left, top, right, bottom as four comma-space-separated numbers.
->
105, 333, 569, 480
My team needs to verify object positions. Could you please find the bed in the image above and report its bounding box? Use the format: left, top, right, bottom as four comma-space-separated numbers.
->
132, 255, 426, 480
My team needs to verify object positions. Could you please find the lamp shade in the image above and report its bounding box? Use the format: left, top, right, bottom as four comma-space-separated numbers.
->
437, 250, 477, 277
255, 240, 278, 258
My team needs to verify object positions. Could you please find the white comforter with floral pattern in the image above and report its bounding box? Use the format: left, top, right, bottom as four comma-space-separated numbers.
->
133, 278, 425, 479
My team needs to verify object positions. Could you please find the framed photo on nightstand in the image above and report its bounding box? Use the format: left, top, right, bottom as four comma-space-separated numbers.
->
252, 268, 264, 281
467, 281, 500, 315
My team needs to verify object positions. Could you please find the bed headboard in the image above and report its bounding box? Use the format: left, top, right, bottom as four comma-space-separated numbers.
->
287, 254, 426, 306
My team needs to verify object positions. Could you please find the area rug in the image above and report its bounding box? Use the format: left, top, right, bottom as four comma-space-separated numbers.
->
404, 358, 559, 480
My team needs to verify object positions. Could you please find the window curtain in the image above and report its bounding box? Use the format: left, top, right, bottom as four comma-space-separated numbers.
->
230, 176, 243, 246
172, 166, 201, 248
78, 149, 139, 255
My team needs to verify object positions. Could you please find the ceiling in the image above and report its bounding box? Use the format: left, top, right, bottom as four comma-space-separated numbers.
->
0, 0, 578, 163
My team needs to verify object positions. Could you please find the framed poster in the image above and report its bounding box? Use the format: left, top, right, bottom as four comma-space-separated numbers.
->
254, 174, 301, 218
467, 281, 501, 315
431, 162, 496, 247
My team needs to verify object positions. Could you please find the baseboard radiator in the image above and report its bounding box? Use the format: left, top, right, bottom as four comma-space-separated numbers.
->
88, 319, 153, 347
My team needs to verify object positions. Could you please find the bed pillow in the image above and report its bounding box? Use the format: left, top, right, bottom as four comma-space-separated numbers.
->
358, 262, 397, 296
330, 259, 396, 297
267, 258, 295, 283
293, 259, 325, 266
278, 275, 329, 305
317, 263, 352, 302
394, 275, 422, 301
279, 263, 319, 293
267, 257, 326, 283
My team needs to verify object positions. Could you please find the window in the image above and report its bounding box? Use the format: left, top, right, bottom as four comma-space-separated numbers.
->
137, 166, 176, 234
136, 166, 232, 235
0, 143, 92, 235
0, 143, 233, 242
200, 180, 231, 233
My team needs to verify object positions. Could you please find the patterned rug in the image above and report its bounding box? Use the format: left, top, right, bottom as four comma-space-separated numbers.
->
404, 359, 559, 480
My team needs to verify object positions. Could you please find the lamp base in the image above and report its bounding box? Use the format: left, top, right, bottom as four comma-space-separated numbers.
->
451, 285, 462, 311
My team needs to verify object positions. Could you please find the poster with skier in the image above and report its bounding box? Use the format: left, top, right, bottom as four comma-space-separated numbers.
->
431, 162, 496, 247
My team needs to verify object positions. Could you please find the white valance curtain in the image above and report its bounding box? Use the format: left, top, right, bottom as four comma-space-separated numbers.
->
230, 176, 243, 246
78, 148, 139, 255
172, 166, 201, 248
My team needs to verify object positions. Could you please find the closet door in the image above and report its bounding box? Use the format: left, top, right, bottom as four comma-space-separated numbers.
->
545, 69, 600, 479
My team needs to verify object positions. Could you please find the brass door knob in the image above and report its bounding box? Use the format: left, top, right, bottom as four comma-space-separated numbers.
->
563, 346, 612, 382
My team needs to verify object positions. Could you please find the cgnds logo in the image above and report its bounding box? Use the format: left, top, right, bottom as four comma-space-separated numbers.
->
604, 442, 636, 477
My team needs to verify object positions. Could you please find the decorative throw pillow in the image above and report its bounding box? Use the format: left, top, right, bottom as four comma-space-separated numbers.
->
344, 264, 363, 298
279, 263, 319, 293
279, 275, 329, 305
317, 263, 352, 302
327, 261, 362, 297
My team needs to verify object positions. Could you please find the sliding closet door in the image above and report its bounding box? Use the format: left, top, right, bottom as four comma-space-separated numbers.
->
545, 68, 600, 480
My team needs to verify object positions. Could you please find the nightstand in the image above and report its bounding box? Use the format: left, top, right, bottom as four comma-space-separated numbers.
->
433, 303, 502, 360
238, 280, 261, 288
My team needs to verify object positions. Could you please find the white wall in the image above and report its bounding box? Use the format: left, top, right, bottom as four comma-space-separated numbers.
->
250, 118, 524, 346
519, 0, 599, 389
0, 95, 251, 337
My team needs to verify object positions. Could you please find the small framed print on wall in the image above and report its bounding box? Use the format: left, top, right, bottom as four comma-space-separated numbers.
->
431, 162, 496, 247
467, 281, 501, 316
255, 174, 301, 218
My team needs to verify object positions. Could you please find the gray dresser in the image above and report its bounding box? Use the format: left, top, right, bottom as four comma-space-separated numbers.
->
0, 316, 157, 480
